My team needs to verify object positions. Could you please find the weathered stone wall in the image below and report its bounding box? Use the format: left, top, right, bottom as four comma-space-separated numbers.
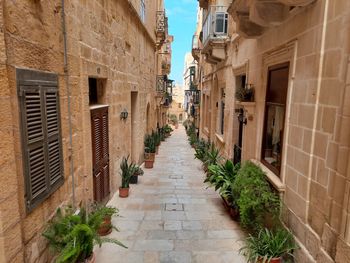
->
198, 0, 350, 261
0, 0, 162, 262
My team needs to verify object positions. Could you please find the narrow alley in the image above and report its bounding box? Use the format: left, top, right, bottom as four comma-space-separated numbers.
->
94, 126, 246, 263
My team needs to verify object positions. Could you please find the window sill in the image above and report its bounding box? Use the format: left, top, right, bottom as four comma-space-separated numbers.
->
215, 133, 225, 144
250, 159, 285, 192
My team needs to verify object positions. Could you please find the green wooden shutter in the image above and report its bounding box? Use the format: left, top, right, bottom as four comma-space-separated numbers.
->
17, 69, 64, 212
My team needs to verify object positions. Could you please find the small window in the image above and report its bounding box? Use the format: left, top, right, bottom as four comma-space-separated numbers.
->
215, 12, 228, 35
140, 0, 146, 22
17, 68, 64, 212
178, 103, 181, 108
261, 63, 290, 176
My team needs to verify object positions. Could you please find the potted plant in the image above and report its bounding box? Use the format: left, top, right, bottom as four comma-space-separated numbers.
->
130, 165, 144, 184
163, 124, 173, 137
43, 206, 127, 263
91, 204, 119, 236
240, 228, 298, 263
235, 85, 254, 102
152, 131, 161, 155
202, 143, 223, 174
119, 156, 137, 197
144, 134, 156, 168
232, 161, 280, 231
204, 160, 241, 220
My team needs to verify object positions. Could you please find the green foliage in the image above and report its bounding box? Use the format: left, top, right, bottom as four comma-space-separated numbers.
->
42, 206, 127, 263
152, 130, 161, 147
235, 86, 254, 102
120, 156, 138, 188
203, 143, 223, 170
163, 124, 173, 133
233, 161, 280, 231
205, 160, 241, 206
169, 114, 178, 124
194, 139, 210, 161
133, 165, 144, 176
240, 227, 298, 262
144, 134, 156, 153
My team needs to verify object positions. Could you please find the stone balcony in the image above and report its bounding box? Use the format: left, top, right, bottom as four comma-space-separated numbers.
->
192, 34, 201, 62
228, 0, 316, 38
156, 11, 167, 47
202, 5, 230, 64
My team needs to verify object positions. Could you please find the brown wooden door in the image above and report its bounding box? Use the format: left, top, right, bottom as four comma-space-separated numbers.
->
91, 107, 110, 202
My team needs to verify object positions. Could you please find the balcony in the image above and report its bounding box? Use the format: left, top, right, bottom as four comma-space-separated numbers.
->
228, 0, 316, 38
192, 35, 201, 61
198, 0, 208, 9
156, 75, 167, 96
156, 11, 167, 46
202, 6, 229, 64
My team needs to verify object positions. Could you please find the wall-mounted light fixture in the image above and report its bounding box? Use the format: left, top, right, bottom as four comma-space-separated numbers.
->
120, 109, 128, 120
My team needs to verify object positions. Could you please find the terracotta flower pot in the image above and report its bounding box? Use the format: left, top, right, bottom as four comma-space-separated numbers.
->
144, 159, 154, 168
86, 252, 96, 263
119, 187, 129, 198
257, 257, 282, 263
98, 216, 112, 236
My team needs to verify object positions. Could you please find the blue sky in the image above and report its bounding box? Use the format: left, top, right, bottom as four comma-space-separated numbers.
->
165, 0, 198, 85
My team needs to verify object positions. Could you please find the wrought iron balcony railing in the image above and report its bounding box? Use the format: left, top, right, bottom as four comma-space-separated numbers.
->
202, 6, 229, 45
156, 11, 166, 36
156, 75, 167, 93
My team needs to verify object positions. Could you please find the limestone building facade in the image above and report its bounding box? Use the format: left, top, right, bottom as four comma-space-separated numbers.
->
193, 0, 350, 262
0, 0, 172, 262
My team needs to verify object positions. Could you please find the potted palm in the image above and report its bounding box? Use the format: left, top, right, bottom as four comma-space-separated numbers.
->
43, 206, 127, 263
144, 134, 156, 168
240, 228, 298, 263
119, 156, 136, 197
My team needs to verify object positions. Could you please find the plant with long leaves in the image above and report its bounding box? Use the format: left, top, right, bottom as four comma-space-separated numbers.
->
144, 134, 156, 153
43, 206, 127, 263
194, 139, 210, 161
240, 227, 298, 262
120, 156, 138, 188
202, 143, 223, 172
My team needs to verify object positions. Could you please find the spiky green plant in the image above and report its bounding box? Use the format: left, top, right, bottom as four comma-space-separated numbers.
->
202, 143, 223, 171
239, 227, 298, 262
120, 156, 138, 188
144, 134, 156, 153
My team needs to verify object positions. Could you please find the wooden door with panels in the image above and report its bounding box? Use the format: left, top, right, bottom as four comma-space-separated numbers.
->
91, 106, 110, 202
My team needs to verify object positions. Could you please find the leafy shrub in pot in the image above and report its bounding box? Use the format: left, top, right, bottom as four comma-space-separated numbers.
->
240, 227, 298, 263
232, 161, 280, 231
43, 206, 126, 263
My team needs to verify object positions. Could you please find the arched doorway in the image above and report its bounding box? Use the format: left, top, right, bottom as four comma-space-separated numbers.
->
179, 113, 183, 122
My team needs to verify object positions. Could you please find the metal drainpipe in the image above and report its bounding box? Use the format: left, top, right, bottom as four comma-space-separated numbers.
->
61, 0, 76, 208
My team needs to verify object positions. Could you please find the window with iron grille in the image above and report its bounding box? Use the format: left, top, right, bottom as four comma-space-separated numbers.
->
17, 68, 64, 212
140, 0, 146, 23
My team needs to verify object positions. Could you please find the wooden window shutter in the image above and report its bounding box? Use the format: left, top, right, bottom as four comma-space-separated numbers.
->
17, 69, 64, 212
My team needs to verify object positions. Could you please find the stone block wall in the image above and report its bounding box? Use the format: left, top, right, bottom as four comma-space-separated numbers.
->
198, 0, 350, 261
